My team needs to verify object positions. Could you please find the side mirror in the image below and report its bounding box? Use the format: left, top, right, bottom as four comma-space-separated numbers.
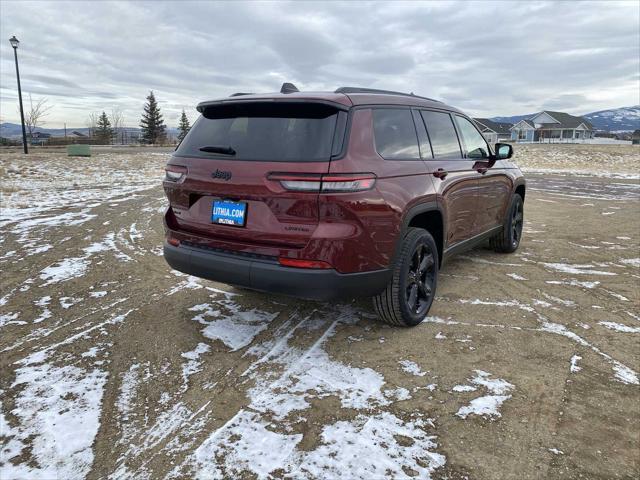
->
495, 143, 513, 160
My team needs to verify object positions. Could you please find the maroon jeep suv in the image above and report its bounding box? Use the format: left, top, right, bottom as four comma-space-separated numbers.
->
163, 84, 525, 326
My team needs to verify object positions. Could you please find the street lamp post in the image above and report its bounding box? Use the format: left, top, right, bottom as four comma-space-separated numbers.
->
9, 36, 28, 154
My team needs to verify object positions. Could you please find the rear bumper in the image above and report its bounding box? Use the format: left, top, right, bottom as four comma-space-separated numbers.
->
163, 242, 390, 301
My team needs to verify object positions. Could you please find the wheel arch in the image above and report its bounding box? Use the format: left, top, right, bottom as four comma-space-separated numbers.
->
514, 181, 526, 202
395, 202, 445, 269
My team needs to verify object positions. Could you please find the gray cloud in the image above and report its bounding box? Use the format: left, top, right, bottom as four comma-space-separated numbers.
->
1, 0, 638, 128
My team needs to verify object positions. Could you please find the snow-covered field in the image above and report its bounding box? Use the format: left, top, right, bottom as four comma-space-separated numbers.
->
513, 143, 639, 179
0, 146, 639, 479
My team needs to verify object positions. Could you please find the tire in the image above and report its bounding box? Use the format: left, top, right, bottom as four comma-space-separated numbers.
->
373, 227, 439, 327
490, 193, 524, 253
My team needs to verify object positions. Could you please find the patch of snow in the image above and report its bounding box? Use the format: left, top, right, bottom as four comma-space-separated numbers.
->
384, 387, 412, 401
2, 362, 107, 479
181, 342, 211, 390
33, 296, 52, 323
179, 411, 445, 480
452, 385, 477, 393
435, 332, 447, 339
598, 322, 640, 333
168, 272, 203, 295
90, 290, 108, 298
399, 359, 427, 376
59, 296, 82, 309
506, 273, 527, 280
570, 355, 582, 373
612, 364, 639, 385
541, 262, 616, 276
81, 346, 101, 358
455, 370, 514, 420
185, 411, 302, 479
190, 299, 279, 351
603, 290, 629, 302
39, 257, 90, 285
0, 312, 24, 327
546, 279, 600, 289
620, 258, 640, 267
293, 413, 445, 479
549, 448, 564, 455
250, 346, 388, 420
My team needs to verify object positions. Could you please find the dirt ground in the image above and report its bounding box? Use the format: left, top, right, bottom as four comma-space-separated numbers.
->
1, 145, 639, 479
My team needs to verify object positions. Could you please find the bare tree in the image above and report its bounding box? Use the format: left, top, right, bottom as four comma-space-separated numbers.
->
110, 107, 124, 144
86, 112, 98, 138
24, 94, 53, 136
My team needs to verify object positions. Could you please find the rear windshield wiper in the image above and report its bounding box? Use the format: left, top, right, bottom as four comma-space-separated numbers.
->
199, 145, 236, 155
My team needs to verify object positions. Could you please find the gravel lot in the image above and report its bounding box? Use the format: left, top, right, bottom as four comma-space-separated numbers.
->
1, 145, 639, 479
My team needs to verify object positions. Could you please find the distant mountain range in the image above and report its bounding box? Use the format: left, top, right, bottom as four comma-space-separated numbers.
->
491, 105, 640, 132
0, 124, 179, 138
2, 105, 638, 137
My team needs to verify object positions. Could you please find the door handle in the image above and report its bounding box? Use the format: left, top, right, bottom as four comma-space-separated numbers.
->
433, 168, 448, 179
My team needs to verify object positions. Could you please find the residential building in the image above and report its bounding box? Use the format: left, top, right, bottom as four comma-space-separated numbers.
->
510, 111, 594, 142
473, 118, 513, 143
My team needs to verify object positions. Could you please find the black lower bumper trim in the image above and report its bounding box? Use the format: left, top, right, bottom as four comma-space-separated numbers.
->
163, 242, 390, 301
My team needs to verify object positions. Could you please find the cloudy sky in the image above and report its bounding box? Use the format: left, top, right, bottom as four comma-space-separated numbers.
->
1, 0, 638, 128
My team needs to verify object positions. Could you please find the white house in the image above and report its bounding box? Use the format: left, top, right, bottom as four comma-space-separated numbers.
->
510, 111, 594, 142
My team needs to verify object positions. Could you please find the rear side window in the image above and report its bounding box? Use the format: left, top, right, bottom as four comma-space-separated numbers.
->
455, 116, 490, 159
420, 110, 462, 159
175, 102, 341, 162
372, 109, 420, 160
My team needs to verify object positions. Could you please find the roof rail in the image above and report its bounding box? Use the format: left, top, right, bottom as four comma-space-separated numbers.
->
229, 92, 253, 97
334, 86, 441, 103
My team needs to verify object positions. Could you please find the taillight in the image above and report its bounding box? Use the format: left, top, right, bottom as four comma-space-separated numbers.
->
278, 257, 332, 269
165, 165, 187, 183
268, 173, 376, 193
321, 174, 376, 192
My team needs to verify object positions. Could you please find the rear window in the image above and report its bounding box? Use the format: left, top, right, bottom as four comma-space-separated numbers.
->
372, 109, 420, 160
176, 102, 342, 161
420, 110, 462, 159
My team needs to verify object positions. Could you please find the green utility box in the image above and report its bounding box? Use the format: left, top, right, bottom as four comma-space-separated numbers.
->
67, 144, 91, 156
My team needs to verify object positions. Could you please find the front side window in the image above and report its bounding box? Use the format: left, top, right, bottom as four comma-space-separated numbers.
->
420, 110, 462, 159
372, 108, 420, 160
455, 116, 490, 159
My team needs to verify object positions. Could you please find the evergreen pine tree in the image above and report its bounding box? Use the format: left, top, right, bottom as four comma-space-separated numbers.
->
95, 111, 113, 144
139, 91, 166, 144
177, 109, 191, 142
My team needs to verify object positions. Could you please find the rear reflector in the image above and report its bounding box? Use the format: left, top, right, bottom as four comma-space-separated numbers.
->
268, 173, 376, 193
168, 238, 180, 247
278, 257, 332, 269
